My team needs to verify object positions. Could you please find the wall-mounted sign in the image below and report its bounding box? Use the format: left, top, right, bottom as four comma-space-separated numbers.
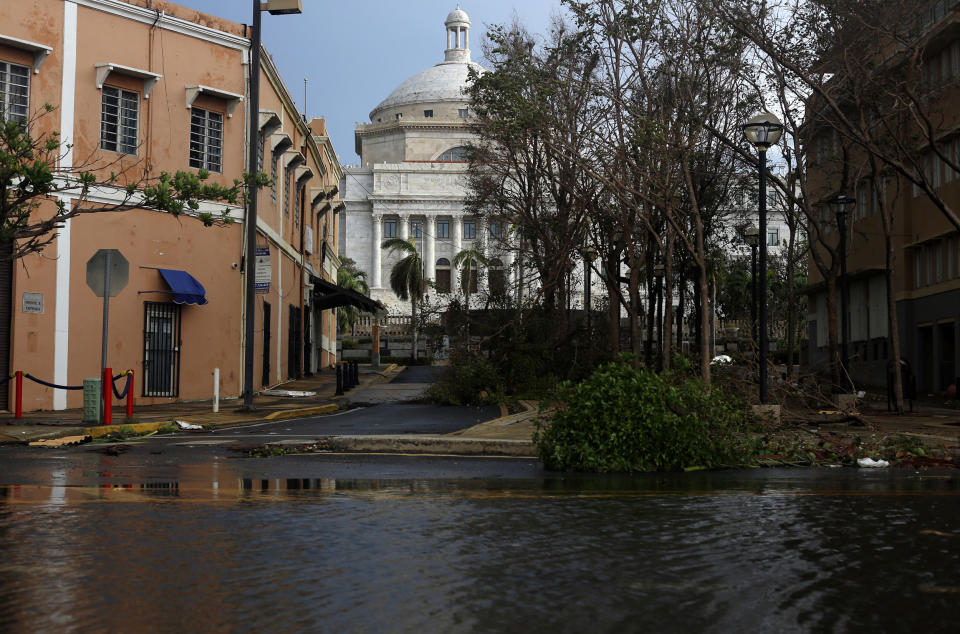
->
22, 292, 43, 314
255, 246, 271, 293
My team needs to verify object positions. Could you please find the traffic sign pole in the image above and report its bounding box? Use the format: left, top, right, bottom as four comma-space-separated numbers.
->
101, 250, 111, 424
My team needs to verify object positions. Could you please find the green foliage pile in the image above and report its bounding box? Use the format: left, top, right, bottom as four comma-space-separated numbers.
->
535, 361, 758, 472
426, 352, 504, 405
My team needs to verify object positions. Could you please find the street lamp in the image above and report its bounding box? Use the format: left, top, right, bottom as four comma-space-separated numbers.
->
741, 112, 783, 403
582, 245, 598, 336
653, 262, 665, 368
243, 0, 302, 410
828, 194, 856, 392
743, 226, 760, 355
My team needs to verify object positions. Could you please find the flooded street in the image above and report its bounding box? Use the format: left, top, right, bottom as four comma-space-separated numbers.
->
0, 447, 957, 633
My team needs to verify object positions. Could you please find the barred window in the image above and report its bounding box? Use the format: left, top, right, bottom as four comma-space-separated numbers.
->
270, 153, 278, 203
100, 86, 139, 155
0, 61, 30, 123
189, 107, 223, 172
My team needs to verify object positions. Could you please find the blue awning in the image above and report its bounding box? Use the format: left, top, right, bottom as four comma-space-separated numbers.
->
158, 269, 208, 305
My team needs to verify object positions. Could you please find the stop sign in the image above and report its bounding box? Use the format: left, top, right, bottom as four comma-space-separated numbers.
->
86, 249, 129, 298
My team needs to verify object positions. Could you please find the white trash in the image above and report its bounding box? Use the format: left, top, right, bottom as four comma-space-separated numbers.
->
857, 457, 890, 468
175, 420, 203, 430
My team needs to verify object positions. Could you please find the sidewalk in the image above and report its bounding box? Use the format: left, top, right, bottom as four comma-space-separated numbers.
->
0, 363, 401, 444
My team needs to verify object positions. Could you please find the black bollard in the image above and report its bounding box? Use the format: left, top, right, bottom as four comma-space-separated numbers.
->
335, 363, 344, 395
352, 360, 359, 387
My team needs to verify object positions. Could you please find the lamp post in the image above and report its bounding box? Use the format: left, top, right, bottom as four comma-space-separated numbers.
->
582, 245, 598, 336
242, 0, 302, 410
653, 262, 665, 368
741, 112, 783, 404
743, 226, 760, 357
828, 194, 856, 392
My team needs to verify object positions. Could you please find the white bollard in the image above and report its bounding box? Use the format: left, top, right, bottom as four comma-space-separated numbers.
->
213, 367, 220, 413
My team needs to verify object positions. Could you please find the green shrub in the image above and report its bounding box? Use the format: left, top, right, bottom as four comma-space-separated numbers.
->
535, 361, 758, 472
426, 352, 504, 405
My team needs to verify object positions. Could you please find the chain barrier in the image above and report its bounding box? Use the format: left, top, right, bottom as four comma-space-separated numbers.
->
0, 373, 12, 386
24, 374, 83, 390
112, 371, 133, 400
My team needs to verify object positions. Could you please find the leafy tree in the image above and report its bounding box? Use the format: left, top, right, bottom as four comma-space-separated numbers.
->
1, 105, 258, 261
336, 257, 370, 333
382, 237, 425, 360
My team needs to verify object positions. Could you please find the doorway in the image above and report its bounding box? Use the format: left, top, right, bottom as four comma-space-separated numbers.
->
939, 322, 955, 392
143, 302, 181, 397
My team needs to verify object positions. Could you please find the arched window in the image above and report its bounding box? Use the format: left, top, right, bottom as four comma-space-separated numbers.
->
489, 258, 506, 296
435, 258, 451, 293
436, 146, 469, 162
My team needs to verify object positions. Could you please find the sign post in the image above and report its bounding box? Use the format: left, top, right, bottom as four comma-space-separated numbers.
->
86, 249, 129, 423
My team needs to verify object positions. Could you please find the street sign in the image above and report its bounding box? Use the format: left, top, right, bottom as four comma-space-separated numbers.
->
255, 246, 271, 293
86, 249, 129, 297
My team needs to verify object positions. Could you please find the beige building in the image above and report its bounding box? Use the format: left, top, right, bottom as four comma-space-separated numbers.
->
0, 0, 351, 412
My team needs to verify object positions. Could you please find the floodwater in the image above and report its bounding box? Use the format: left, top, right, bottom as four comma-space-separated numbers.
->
0, 453, 957, 633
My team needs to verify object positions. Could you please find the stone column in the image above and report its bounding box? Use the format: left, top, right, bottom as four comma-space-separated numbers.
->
452, 217, 462, 294
371, 213, 382, 289
399, 213, 409, 240
425, 216, 436, 283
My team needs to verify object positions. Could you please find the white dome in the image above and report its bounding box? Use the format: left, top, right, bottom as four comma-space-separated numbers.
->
369, 61, 485, 120
445, 7, 470, 25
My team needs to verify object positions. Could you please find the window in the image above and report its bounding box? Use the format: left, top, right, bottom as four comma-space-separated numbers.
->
435, 258, 451, 293
927, 244, 934, 286
948, 237, 955, 279
437, 146, 468, 162
915, 248, 923, 288
0, 61, 29, 123
257, 131, 264, 171
463, 220, 477, 240
458, 108, 469, 118
383, 218, 397, 238
489, 220, 502, 239
489, 258, 505, 295
936, 241, 943, 283
423, 109, 434, 118
189, 108, 223, 172
411, 219, 423, 238
767, 227, 779, 246
284, 166, 292, 217
436, 219, 450, 239
100, 85, 139, 155
270, 152, 278, 203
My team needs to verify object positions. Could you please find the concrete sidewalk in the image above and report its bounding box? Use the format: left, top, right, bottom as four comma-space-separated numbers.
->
0, 363, 401, 444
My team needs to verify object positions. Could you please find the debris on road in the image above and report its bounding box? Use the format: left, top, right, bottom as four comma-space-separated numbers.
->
261, 389, 317, 398
857, 457, 890, 468
29, 435, 91, 447
175, 420, 203, 430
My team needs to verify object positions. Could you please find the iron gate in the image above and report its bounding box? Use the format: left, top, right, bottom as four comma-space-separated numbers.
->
143, 302, 181, 397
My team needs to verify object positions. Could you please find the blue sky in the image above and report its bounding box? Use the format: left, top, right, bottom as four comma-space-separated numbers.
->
182, 1, 562, 164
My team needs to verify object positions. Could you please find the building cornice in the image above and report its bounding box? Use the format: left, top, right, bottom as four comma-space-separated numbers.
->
73, 0, 249, 50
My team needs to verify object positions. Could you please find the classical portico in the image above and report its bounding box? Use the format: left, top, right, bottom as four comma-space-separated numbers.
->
340, 7, 514, 313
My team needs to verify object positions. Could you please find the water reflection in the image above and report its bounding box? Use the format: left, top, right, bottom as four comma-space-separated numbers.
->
0, 468, 957, 632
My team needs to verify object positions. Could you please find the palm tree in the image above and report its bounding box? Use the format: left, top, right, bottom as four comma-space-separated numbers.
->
453, 247, 489, 337
382, 237, 425, 360
336, 258, 370, 334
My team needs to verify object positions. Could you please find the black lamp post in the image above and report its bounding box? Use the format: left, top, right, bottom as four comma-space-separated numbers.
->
828, 194, 856, 392
741, 112, 783, 404
242, 0, 302, 410
744, 226, 760, 355
582, 245, 598, 336
653, 262, 665, 367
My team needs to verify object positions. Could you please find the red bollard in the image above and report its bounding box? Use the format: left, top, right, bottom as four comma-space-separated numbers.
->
126, 370, 134, 419
103, 366, 112, 426
15, 371, 22, 419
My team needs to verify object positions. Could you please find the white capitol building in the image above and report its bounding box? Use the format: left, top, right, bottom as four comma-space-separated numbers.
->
339, 7, 516, 313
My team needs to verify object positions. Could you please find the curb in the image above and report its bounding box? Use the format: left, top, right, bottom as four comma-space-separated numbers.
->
327, 434, 536, 457
264, 404, 338, 420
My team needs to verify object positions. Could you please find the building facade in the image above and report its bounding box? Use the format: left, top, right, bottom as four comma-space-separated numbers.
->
804, 1, 960, 394
340, 8, 517, 313
1, 0, 345, 411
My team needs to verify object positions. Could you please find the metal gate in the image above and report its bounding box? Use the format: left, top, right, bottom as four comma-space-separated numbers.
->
143, 302, 181, 397
288, 305, 301, 380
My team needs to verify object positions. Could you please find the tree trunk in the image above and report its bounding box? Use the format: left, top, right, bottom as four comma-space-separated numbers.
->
607, 252, 621, 356
411, 296, 418, 361
662, 235, 674, 371
785, 218, 798, 379
698, 259, 711, 383
676, 269, 684, 356
629, 262, 642, 367
885, 238, 905, 412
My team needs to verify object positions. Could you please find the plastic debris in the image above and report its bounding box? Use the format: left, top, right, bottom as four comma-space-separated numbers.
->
710, 355, 733, 365
857, 457, 890, 468
175, 420, 203, 430
261, 389, 317, 398
856, 390, 866, 398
